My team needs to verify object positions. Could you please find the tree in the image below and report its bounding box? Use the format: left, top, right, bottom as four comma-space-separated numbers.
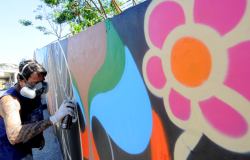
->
54, 0, 103, 34
19, 0, 143, 37
54, 0, 127, 35
19, 0, 68, 39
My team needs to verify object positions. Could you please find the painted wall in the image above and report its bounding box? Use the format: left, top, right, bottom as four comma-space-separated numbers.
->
34, 0, 250, 159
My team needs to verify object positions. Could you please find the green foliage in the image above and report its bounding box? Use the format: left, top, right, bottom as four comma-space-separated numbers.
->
54, 2, 79, 24
19, 0, 68, 38
54, 0, 103, 34
19, 19, 33, 26
69, 22, 82, 35
81, 6, 103, 28
107, 0, 126, 16
36, 26, 47, 32
53, 0, 126, 35
20, 0, 143, 37
44, 0, 61, 6
108, 1, 118, 15
35, 15, 43, 20
36, 4, 43, 10
36, 26, 53, 35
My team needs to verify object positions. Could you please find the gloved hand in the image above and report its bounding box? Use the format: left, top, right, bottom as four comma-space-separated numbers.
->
50, 100, 75, 124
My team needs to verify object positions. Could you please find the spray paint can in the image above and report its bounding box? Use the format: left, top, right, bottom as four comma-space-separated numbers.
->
61, 105, 74, 130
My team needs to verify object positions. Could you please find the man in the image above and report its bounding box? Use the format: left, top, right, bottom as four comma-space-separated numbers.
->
0, 60, 75, 160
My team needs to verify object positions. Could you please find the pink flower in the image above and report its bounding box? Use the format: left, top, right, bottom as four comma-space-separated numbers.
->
142, 0, 250, 157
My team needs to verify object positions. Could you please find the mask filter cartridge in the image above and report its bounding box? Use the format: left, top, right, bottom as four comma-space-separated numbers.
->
20, 86, 36, 99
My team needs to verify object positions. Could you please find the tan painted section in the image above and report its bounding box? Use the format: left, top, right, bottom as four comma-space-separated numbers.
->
67, 21, 107, 160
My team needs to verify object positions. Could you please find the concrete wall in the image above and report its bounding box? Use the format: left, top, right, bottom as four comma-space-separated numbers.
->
34, 0, 250, 159
0, 79, 6, 89
0, 70, 17, 89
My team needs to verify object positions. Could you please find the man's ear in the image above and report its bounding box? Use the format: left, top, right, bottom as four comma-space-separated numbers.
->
18, 79, 23, 83
18, 79, 26, 86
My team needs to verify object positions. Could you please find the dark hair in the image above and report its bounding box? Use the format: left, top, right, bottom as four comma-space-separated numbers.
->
17, 60, 47, 82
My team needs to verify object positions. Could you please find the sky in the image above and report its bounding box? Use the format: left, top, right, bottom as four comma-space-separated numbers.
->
0, 0, 70, 64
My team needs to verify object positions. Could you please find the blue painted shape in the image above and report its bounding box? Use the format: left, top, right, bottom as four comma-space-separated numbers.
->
90, 46, 152, 154
73, 86, 87, 124
35, 46, 47, 67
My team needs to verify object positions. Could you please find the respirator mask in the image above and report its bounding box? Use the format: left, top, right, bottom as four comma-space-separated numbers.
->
18, 63, 49, 99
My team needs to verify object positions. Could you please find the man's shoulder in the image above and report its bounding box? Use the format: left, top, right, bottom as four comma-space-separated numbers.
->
0, 95, 20, 118
0, 95, 21, 112
1, 95, 19, 102
0, 87, 18, 98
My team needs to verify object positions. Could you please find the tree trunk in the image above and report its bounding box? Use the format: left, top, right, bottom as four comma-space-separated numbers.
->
88, 0, 106, 19
97, 0, 107, 18
78, 12, 83, 24
132, 0, 137, 5
86, 1, 92, 8
76, 2, 83, 25
113, 0, 122, 12
111, 0, 119, 13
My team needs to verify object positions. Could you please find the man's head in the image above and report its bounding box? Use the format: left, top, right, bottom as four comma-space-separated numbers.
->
17, 60, 47, 88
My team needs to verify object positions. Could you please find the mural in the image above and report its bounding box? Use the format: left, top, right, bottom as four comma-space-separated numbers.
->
34, 0, 250, 159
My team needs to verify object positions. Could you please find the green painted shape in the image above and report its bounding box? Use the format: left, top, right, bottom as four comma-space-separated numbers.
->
88, 19, 125, 119
70, 71, 85, 115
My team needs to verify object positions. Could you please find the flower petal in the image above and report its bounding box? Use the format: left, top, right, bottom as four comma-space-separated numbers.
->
194, 0, 246, 36
169, 88, 191, 121
149, 1, 185, 49
146, 56, 167, 89
199, 96, 248, 138
224, 40, 250, 102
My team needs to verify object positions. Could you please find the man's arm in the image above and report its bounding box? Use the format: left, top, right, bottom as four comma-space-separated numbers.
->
0, 95, 53, 145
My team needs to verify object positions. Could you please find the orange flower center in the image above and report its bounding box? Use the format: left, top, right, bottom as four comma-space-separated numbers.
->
171, 37, 212, 87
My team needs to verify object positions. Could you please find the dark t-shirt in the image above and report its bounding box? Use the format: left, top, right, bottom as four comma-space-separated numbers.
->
0, 86, 44, 160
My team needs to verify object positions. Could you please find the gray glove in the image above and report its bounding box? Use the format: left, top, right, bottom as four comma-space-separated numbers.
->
50, 100, 75, 124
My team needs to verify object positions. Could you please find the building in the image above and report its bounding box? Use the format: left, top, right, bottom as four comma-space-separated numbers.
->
0, 63, 18, 89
